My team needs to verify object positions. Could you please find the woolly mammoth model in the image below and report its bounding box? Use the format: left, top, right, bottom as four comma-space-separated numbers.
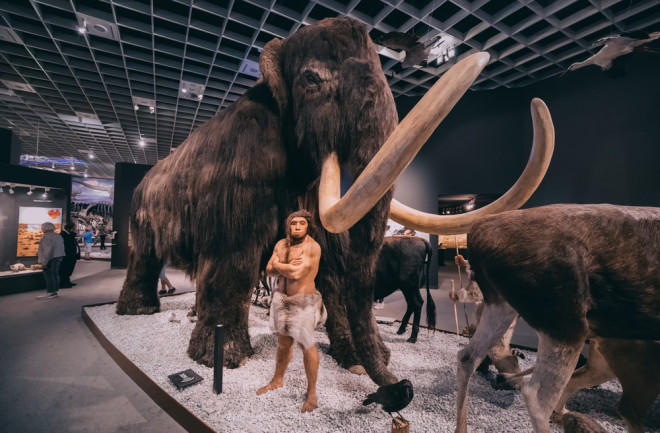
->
116, 17, 555, 400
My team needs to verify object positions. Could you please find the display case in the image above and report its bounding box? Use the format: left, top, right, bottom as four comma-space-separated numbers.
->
0, 162, 71, 295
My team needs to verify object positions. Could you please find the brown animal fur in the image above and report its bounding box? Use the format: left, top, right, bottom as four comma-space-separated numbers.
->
455, 204, 660, 433
116, 17, 402, 389
374, 236, 436, 343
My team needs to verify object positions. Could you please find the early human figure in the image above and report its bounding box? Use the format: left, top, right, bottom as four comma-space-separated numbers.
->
257, 210, 326, 413
37, 222, 66, 299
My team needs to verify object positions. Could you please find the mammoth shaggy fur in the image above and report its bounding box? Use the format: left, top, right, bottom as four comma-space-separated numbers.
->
116, 17, 405, 389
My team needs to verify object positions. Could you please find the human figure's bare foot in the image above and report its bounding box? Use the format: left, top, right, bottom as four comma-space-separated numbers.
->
256, 381, 283, 395
301, 394, 317, 412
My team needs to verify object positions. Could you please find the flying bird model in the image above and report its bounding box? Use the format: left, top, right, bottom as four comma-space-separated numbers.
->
566, 30, 660, 77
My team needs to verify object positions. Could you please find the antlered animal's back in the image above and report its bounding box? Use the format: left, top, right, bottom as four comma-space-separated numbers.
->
468, 204, 660, 343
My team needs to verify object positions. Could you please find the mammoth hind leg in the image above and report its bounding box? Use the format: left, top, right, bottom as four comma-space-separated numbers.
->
187, 256, 256, 368
455, 302, 518, 433
522, 334, 583, 433
116, 228, 162, 315
599, 339, 660, 433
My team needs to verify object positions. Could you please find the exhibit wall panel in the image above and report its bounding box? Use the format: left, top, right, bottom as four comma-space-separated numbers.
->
111, 162, 153, 269
71, 176, 115, 235
0, 162, 71, 272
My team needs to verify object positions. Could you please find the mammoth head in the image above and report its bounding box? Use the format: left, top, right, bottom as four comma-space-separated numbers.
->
260, 18, 398, 176
261, 18, 555, 236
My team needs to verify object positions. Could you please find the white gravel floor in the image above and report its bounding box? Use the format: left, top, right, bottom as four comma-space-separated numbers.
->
84, 293, 658, 433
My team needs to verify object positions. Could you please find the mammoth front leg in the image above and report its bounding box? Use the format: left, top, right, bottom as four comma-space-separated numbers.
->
345, 205, 396, 386
116, 225, 162, 315
187, 256, 256, 368
321, 286, 362, 370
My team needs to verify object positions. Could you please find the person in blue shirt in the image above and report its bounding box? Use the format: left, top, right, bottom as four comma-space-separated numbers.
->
82, 226, 94, 260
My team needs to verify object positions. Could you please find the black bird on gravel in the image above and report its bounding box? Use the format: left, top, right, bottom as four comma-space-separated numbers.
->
362, 379, 414, 417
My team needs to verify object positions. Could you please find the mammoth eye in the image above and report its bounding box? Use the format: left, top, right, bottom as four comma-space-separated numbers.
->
303, 70, 321, 87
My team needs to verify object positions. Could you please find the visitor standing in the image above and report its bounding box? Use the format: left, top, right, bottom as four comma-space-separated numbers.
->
58, 221, 80, 288
37, 222, 66, 299
97, 220, 107, 250
82, 226, 93, 260
158, 264, 176, 295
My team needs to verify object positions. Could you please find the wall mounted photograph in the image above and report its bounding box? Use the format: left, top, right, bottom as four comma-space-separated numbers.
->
71, 176, 114, 233
16, 206, 62, 257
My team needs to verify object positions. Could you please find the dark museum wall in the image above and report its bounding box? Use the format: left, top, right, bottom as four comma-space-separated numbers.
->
111, 162, 153, 269
395, 49, 660, 219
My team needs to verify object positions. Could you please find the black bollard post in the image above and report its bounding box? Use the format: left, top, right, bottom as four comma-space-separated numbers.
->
213, 324, 224, 394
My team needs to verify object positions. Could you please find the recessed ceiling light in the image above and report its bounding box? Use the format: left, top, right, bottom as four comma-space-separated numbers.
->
75, 13, 118, 41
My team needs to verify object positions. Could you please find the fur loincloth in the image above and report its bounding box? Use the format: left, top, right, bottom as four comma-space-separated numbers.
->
269, 290, 327, 349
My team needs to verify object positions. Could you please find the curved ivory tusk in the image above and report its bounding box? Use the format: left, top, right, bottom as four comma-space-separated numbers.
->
389, 97, 555, 234
319, 52, 491, 233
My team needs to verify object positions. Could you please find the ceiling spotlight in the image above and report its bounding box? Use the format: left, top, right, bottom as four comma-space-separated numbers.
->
149, 106, 155, 114
0, 184, 4, 193
51, 163, 55, 169
8, 185, 14, 194
77, 26, 87, 34
27, 186, 33, 196
139, 139, 145, 147
181, 88, 188, 94
197, 94, 203, 101
43, 187, 50, 198
89, 153, 95, 159
83, 171, 89, 178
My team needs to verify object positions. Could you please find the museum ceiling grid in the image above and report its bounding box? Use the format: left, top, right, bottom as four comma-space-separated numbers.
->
0, 0, 658, 178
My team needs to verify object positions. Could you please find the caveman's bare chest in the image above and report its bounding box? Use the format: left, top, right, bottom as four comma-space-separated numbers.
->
280, 243, 305, 262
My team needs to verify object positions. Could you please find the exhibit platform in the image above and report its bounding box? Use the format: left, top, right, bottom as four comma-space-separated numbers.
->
2, 262, 657, 432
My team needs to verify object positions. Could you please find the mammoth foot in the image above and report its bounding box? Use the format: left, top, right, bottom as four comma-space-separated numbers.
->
187, 321, 253, 368
348, 365, 367, 375
116, 290, 160, 315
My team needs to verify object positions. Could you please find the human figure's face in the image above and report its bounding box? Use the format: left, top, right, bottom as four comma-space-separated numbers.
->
290, 217, 308, 240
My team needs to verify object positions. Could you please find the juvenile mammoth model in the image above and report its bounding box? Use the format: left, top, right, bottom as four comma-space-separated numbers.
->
454, 204, 660, 433
116, 17, 555, 400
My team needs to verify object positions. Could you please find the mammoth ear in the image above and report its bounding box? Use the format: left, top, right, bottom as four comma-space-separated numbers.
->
259, 38, 287, 113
